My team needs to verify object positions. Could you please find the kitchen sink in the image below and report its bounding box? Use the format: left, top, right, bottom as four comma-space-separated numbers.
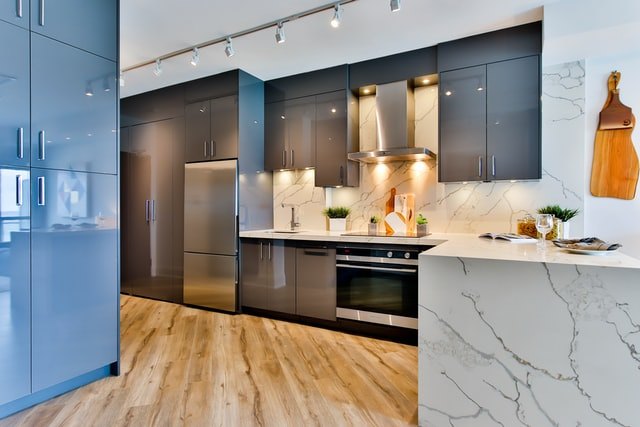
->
270, 229, 304, 234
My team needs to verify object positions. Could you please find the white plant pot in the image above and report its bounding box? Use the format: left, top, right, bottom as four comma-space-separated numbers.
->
328, 218, 347, 232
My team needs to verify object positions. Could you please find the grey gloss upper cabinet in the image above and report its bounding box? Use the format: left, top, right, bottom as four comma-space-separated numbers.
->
29, 0, 117, 61
31, 34, 117, 174
30, 168, 118, 392
315, 90, 358, 187
439, 56, 540, 182
0, 22, 29, 166
240, 240, 295, 314
0, 166, 30, 406
0, 0, 29, 29
265, 96, 316, 170
185, 96, 238, 162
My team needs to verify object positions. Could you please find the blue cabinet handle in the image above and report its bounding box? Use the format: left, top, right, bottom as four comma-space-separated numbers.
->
39, 0, 45, 26
17, 127, 24, 159
37, 176, 45, 206
16, 0, 22, 18
38, 130, 46, 160
16, 175, 23, 206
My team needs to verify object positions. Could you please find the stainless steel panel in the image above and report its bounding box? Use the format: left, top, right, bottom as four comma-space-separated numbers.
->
184, 252, 236, 312
184, 160, 237, 255
336, 307, 417, 329
375, 81, 414, 150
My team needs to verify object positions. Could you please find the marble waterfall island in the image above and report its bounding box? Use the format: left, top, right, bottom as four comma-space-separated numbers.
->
419, 238, 640, 426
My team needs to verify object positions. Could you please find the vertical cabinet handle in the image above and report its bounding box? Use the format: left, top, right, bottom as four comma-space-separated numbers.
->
491, 155, 496, 177
339, 165, 344, 184
203, 140, 208, 158
268, 242, 271, 260
211, 140, 215, 158
145, 200, 150, 222
15, 175, 23, 206
281, 150, 286, 168
290, 149, 294, 167
38, 130, 45, 160
478, 156, 483, 177
259, 241, 264, 260
17, 127, 24, 159
37, 176, 45, 206
39, 0, 45, 26
151, 200, 156, 222
16, 0, 22, 18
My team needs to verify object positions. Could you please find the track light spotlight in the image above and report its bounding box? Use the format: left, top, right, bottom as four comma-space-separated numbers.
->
153, 58, 163, 76
84, 82, 94, 97
390, 0, 401, 12
224, 37, 235, 58
190, 47, 200, 66
330, 4, 343, 28
275, 22, 286, 44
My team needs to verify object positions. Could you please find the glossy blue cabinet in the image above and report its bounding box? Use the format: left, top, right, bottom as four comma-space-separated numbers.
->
0, 22, 30, 166
31, 34, 117, 175
29, 0, 117, 61
0, 0, 29, 29
0, 166, 30, 405
30, 168, 117, 392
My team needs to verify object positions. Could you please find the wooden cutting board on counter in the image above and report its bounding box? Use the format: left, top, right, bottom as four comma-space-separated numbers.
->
590, 71, 639, 200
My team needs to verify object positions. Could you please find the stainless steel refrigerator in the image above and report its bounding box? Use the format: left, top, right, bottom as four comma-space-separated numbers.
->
184, 159, 238, 312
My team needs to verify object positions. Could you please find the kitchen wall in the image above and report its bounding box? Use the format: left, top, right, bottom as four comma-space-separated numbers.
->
274, 61, 586, 236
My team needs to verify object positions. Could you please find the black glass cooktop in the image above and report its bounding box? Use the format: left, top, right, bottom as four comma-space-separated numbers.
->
341, 231, 428, 238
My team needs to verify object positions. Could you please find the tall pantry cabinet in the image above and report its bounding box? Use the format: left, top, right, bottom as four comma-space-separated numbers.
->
0, 0, 119, 418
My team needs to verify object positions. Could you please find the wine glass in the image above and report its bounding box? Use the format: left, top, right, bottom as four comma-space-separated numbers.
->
535, 214, 554, 249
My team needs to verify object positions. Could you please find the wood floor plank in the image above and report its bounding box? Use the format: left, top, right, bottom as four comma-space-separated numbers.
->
1, 296, 417, 426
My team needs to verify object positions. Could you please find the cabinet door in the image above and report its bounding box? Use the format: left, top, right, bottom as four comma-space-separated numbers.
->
487, 56, 540, 180
285, 96, 316, 169
30, 0, 117, 60
31, 169, 117, 392
296, 247, 336, 321
240, 240, 267, 310
267, 241, 296, 314
0, 0, 29, 28
185, 101, 211, 162
264, 101, 287, 170
123, 120, 177, 303
0, 23, 29, 166
210, 95, 238, 160
439, 65, 487, 182
120, 126, 132, 295
315, 91, 347, 187
0, 167, 30, 405
31, 34, 117, 174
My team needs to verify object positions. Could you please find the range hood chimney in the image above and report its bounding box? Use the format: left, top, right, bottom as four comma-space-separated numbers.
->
348, 80, 436, 163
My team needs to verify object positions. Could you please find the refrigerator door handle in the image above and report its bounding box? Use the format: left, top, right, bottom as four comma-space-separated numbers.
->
145, 199, 150, 223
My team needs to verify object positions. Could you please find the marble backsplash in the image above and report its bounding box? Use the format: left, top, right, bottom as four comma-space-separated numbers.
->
274, 61, 586, 236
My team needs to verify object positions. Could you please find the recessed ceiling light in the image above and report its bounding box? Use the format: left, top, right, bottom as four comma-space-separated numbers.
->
190, 47, 200, 66
330, 4, 343, 28
331, 108, 337, 113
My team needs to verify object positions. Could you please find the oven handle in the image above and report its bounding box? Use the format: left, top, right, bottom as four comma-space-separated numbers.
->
336, 263, 417, 274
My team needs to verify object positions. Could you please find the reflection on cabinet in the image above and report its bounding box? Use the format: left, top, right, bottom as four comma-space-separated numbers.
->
240, 240, 296, 314
31, 34, 117, 174
0, 0, 29, 28
29, 0, 117, 61
296, 245, 336, 321
265, 96, 316, 170
0, 167, 30, 406
121, 118, 185, 304
439, 56, 540, 182
0, 22, 30, 166
185, 95, 238, 162
315, 90, 359, 187
30, 168, 118, 392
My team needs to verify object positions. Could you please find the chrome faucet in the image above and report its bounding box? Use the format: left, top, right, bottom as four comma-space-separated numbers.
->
281, 203, 300, 230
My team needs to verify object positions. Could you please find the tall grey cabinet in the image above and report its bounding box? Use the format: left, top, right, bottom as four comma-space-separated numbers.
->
185, 95, 238, 162
0, 0, 119, 418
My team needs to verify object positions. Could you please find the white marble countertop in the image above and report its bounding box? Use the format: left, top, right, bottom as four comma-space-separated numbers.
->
240, 229, 640, 269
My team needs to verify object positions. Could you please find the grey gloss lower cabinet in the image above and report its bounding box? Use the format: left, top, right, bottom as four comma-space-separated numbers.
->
240, 240, 295, 314
295, 246, 336, 321
0, 167, 30, 406
30, 168, 118, 392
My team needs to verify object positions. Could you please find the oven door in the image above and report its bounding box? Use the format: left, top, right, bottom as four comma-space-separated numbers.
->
336, 260, 418, 329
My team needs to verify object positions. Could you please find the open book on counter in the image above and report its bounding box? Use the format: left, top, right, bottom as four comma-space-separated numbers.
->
478, 233, 537, 243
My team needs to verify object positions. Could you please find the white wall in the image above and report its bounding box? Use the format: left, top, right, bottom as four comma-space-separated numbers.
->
584, 54, 640, 258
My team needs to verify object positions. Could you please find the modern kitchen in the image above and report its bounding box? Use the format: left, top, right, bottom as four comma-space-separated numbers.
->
2, 0, 640, 426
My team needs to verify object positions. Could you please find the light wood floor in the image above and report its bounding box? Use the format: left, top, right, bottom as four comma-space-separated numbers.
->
2, 295, 418, 427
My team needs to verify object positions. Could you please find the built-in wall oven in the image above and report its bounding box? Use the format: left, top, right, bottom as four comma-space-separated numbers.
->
336, 244, 429, 330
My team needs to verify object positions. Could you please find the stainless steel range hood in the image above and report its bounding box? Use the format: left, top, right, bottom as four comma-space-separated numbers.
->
348, 80, 436, 163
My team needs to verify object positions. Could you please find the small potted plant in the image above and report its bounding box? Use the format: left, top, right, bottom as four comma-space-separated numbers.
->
368, 215, 380, 235
323, 206, 351, 232
416, 213, 429, 236
536, 205, 580, 239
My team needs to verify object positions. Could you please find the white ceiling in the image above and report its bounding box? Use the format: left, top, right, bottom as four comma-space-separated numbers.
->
120, 0, 551, 98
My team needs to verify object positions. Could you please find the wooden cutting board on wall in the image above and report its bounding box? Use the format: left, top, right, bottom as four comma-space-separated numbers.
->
590, 71, 639, 200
